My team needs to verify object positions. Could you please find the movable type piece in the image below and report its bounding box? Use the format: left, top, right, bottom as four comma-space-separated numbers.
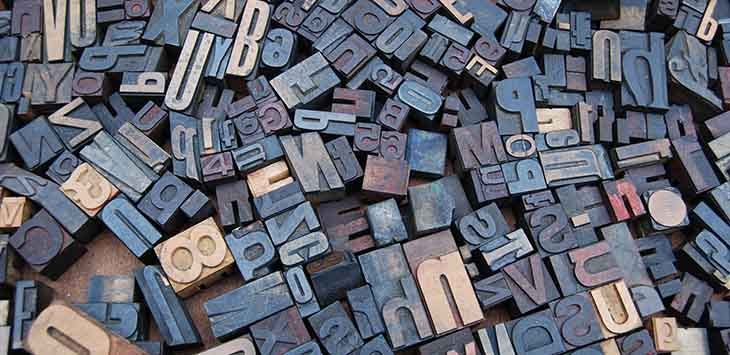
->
358, 244, 433, 349
12, 280, 52, 351
500, 10, 530, 55
450, 122, 506, 174
191, 12, 237, 38
12, 0, 42, 34
179, 189, 213, 225
272, 0, 309, 32
285, 266, 320, 318
705, 133, 730, 183
165, 30, 213, 112
405, 128, 447, 177
456, 203, 510, 252
504, 134, 537, 160
279, 231, 330, 267
636, 234, 677, 282
465, 52, 498, 90
75, 302, 147, 341
331, 88, 376, 121
125, 0, 151, 19
403, 231, 483, 334
539, 145, 613, 186
670, 273, 712, 323
667, 31, 722, 115
643, 187, 689, 232
308, 302, 363, 355
526, 204, 577, 257
214, 179, 254, 230
10, 116, 63, 170
0, 197, 31, 230
168, 112, 201, 182
502, 254, 560, 314
663, 104, 697, 141
205, 36, 233, 82
502, 57, 540, 79
595, 0, 646, 29
199, 0, 243, 20
341, 0, 394, 41
592, 30, 622, 83
616, 329, 657, 355
205, 271, 293, 340
224, 221, 275, 282
155, 217, 234, 297
569, 241, 622, 291
298, 6, 336, 42
271, 53, 340, 109
261, 28, 296, 72
42, 0, 70, 61
709, 182, 730, 220
537, 108, 571, 134
257, 101, 292, 136
502, 159, 547, 195
71, 71, 108, 102
91, 93, 135, 135
78, 45, 166, 74
379, 131, 407, 161
706, 112, 730, 140
115, 122, 169, 175
396, 80, 442, 122
472, 36, 506, 68
602, 178, 645, 222
286, 341, 324, 355
439, 42, 469, 75
318, 196, 373, 254
232, 112, 263, 145
522, 190, 555, 212
60, 162, 118, 217
87, 274, 137, 304
10, 209, 86, 279
0, 163, 96, 240
570, 12, 591, 51
142, 0, 197, 47
403, 60, 448, 94
630, 284, 664, 318
265, 201, 319, 247
81, 131, 156, 204
325, 33, 377, 79
708, 301, 730, 328
23, 62, 74, 109
599, 223, 651, 288
620, 31, 669, 111
565, 55, 587, 91
549, 293, 603, 349
491, 78, 538, 135
199, 336, 257, 355
420, 33, 449, 64
281, 133, 344, 202
650, 317, 679, 352
0, 37, 18, 63
407, 181, 453, 236
467, 165, 509, 205
611, 139, 672, 171
136, 171, 191, 233
623, 165, 670, 196
590, 281, 642, 336
325, 136, 363, 184
366, 199, 407, 247
362, 155, 409, 200
119, 72, 167, 99
312, 16, 353, 54
247, 162, 292, 199
200, 152, 235, 184
347, 285, 385, 340
0, 65, 23, 108
506, 309, 565, 355
251, 307, 311, 355
254, 181, 305, 220
674, 6, 703, 33
472, 274, 512, 312
26, 302, 147, 355
0, 235, 19, 291
97, 0, 126, 25
294, 110, 356, 137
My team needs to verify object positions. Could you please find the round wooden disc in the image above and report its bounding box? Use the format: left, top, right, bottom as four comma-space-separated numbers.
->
648, 190, 686, 227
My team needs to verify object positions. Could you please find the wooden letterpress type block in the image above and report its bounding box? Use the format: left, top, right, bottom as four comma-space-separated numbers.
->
403, 60, 448, 94
279, 231, 330, 267
397, 80, 442, 123
420, 33, 449, 65
281, 133, 344, 202
102, 21, 145, 46
506, 309, 565, 355
205, 36, 233, 82
215, 179, 254, 230
358, 244, 433, 349
502, 254, 560, 314
672, 137, 721, 195
380, 131, 407, 161
12, 0, 42, 35
142, 0, 197, 47
285, 266, 320, 318
293, 110, 356, 137
467, 165, 509, 205
642, 187, 689, 233
491, 78, 538, 135
404, 231, 483, 334
272, 0, 309, 32
91, 93, 135, 135
650, 317, 679, 352
426, 14, 473, 46
0, 235, 19, 291
137, 171, 192, 233
630, 284, 664, 318
670, 273, 712, 323
347, 285, 385, 340
271, 53, 340, 109
502, 158, 547, 195
568, 241, 622, 291
318, 196, 372, 254
456, 203, 510, 252
602, 178, 645, 222
0, 63, 24, 104
620, 31, 669, 111
325, 136, 363, 185
256, 101, 292, 135
115, 122, 170, 175
376, 98, 409, 131
590, 281, 642, 337
232, 136, 283, 175
504, 134, 537, 160
309, 301, 364, 355
253, 181, 305, 220
406, 128, 446, 177
611, 139, 672, 171
135, 266, 200, 348
549, 293, 603, 350
10, 115, 63, 170
600, 223, 651, 288
200, 152, 236, 184
331, 89, 376, 122
353, 123, 381, 155
225, 221, 276, 282
26, 302, 147, 355
155, 217, 234, 297
12, 280, 52, 351
205, 271, 293, 340
341, 0, 394, 41
265, 201, 320, 247
251, 307, 310, 355
565, 55, 587, 91
0, 163, 96, 241
165, 30, 213, 112
119, 72, 167, 99
473, 273, 512, 311
526, 204, 577, 257
74, 303, 148, 341
72, 71, 109, 102
667, 31, 722, 116
0, 196, 31, 230
180, 190, 213, 224
80, 131, 157, 203
298, 6, 336, 42
592, 30, 622, 83
78, 46, 166, 74
616, 329, 657, 355
539, 145, 614, 188
87, 274, 137, 303
407, 181, 453, 236
362, 155, 409, 200
450, 121, 506, 174
247, 162, 293, 199
169, 112, 201, 183
285, 341, 324, 355
10, 210, 86, 280
60, 163, 119, 217
366, 198, 407, 247
261, 28, 296, 72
